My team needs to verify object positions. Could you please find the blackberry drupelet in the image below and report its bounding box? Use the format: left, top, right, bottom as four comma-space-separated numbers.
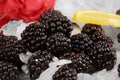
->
81, 23, 105, 35
60, 52, 94, 74
118, 64, 120, 77
0, 32, 25, 69
0, 61, 19, 80
46, 32, 71, 57
117, 33, 120, 43
21, 22, 47, 53
40, 9, 73, 37
91, 41, 116, 72
28, 50, 53, 80
52, 64, 77, 80
71, 33, 93, 53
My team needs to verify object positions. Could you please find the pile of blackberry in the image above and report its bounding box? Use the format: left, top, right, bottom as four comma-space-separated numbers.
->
28, 50, 53, 80
40, 9, 73, 37
21, 22, 47, 53
1, 8, 118, 80
0, 61, 19, 80
80, 24, 116, 72
52, 64, 77, 80
0, 32, 25, 69
20, 9, 73, 80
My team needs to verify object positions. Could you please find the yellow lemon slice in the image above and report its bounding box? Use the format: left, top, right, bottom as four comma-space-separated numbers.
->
73, 10, 120, 28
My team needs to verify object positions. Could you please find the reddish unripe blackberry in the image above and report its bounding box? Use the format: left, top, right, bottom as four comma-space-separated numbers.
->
0, 61, 19, 80
40, 9, 73, 37
0, 32, 25, 69
28, 50, 53, 80
81, 23, 105, 35
21, 22, 47, 53
46, 32, 71, 57
60, 52, 94, 74
52, 64, 77, 80
71, 33, 93, 53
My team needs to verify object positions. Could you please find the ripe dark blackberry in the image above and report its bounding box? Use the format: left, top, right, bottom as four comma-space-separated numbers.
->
46, 32, 71, 57
81, 23, 105, 35
52, 64, 77, 80
28, 50, 53, 80
0, 33, 25, 69
0, 61, 19, 80
40, 9, 73, 37
117, 33, 120, 43
90, 31, 114, 44
71, 33, 93, 53
90, 41, 116, 72
118, 64, 120, 77
60, 52, 94, 74
21, 22, 47, 53
116, 9, 120, 15
15, 40, 26, 54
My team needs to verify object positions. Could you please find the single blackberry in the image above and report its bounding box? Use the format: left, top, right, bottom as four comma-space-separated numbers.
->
0, 61, 19, 80
28, 50, 53, 80
81, 23, 105, 35
0, 33, 25, 69
40, 9, 73, 37
117, 33, 120, 43
118, 64, 120, 77
46, 32, 71, 57
71, 33, 93, 53
52, 64, 77, 80
90, 41, 116, 72
60, 52, 94, 74
21, 22, 47, 53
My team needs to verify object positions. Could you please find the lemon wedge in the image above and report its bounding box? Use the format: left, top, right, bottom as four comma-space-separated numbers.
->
73, 10, 120, 28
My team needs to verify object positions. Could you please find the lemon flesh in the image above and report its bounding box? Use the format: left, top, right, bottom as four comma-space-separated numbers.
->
73, 10, 120, 28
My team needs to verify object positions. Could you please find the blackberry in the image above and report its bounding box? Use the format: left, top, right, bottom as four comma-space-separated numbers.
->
15, 40, 26, 54
52, 64, 77, 80
116, 9, 120, 15
118, 64, 120, 77
117, 33, 120, 43
71, 33, 93, 53
0, 61, 19, 80
60, 52, 94, 74
91, 41, 116, 72
21, 22, 47, 53
81, 23, 105, 35
46, 32, 71, 57
28, 50, 53, 80
90, 31, 114, 44
40, 9, 73, 37
0, 33, 25, 69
